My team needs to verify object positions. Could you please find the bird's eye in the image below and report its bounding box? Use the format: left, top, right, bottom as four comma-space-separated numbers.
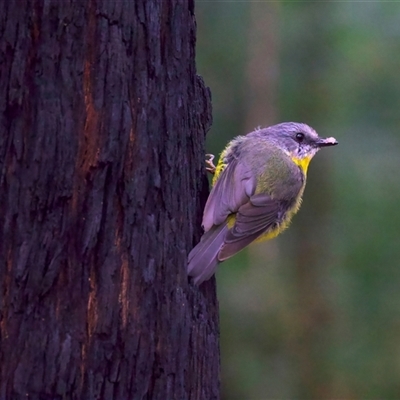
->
295, 132, 305, 143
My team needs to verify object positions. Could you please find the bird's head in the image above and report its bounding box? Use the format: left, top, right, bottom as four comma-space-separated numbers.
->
257, 122, 338, 173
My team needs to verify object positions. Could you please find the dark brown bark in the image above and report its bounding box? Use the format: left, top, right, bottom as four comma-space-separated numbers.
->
0, 1, 219, 399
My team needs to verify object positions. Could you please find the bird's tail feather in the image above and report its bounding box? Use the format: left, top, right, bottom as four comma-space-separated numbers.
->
187, 223, 228, 285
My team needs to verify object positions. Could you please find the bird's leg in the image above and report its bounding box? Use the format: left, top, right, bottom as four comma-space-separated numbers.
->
205, 154, 216, 174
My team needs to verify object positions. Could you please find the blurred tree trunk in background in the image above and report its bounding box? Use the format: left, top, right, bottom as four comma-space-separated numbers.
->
287, 3, 336, 399
244, 2, 279, 131
244, 2, 280, 273
0, 1, 219, 399
244, 2, 336, 398
242, 3, 333, 399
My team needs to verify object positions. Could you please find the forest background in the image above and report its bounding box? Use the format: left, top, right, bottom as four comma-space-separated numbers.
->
196, 2, 400, 399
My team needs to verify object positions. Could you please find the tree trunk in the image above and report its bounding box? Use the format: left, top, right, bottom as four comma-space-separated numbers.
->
0, 1, 219, 399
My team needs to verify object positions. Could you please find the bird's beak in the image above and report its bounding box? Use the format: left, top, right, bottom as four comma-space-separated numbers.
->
317, 137, 338, 147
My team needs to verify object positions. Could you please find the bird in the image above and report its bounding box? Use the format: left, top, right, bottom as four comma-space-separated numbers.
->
187, 122, 338, 285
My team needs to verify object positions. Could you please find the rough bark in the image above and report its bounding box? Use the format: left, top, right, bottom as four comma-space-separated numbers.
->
0, 1, 219, 399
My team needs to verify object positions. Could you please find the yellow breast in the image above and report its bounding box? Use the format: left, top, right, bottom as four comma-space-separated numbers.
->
255, 155, 311, 243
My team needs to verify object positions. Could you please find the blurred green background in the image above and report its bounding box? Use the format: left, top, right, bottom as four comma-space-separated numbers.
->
195, 2, 400, 399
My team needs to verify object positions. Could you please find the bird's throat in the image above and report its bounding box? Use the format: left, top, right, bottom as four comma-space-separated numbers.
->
291, 155, 312, 175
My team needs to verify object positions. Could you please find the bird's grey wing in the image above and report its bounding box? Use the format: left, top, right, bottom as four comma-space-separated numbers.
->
187, 222, 229, 285
218, 193, 283, 261
202, 158, 256, 232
